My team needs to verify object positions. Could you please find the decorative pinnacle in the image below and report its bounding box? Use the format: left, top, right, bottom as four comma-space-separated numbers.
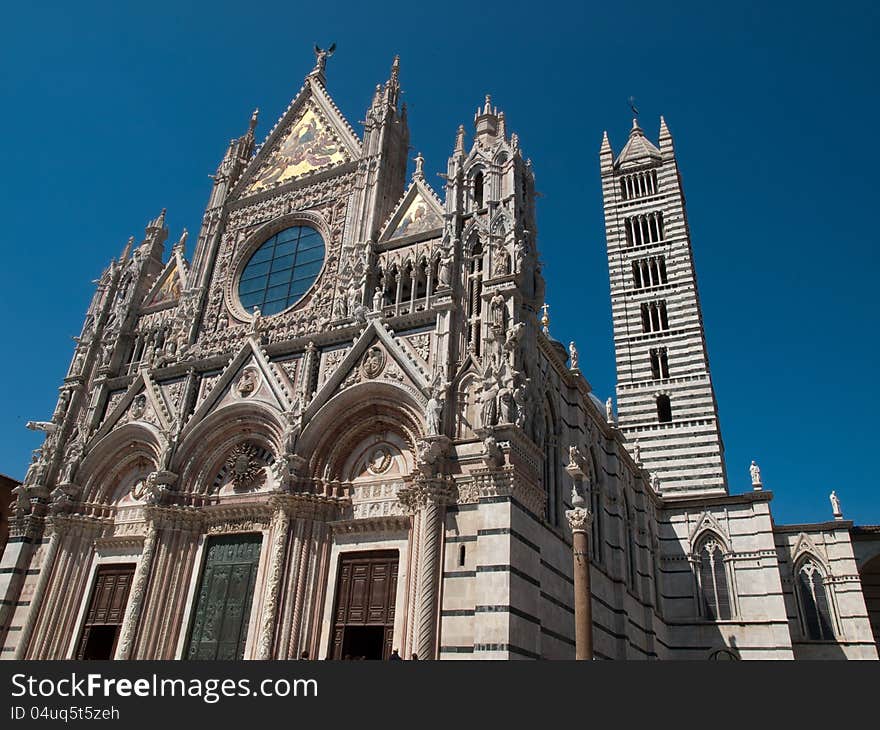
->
173, 228, 188, 252
541, 302, 550, 334
391, 54, 400, 81
455, 124, 465, 154
249, 108, 259, 131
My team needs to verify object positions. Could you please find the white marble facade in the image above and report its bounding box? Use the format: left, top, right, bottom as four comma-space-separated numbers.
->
1, 51, 877, 660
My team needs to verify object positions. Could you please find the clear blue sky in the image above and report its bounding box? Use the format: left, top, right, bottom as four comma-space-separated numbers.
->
1, 1, 877, 525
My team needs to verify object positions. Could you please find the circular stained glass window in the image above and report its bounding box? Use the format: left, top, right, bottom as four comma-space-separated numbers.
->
238, 225, 325, 316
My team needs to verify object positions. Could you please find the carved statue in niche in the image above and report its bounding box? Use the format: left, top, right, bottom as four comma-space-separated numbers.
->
437, 248, 453, 288
480, 367, 499, 428
373, 286, 383, 312
490, 295, 505, 329
425, 386, 445, 436
513, 378, 529, 429
492, 243, 511, 277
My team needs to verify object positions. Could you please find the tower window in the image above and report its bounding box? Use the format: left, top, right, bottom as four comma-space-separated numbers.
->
695, 535, 732, 620
796, 559, 835, 640
656, 394, 672, 423
624, 211, 664, 247
458, 545, 467, 567
620, 170, 658, 200
632, 255, 668, 289
650, 348, 669, 379
640, 301, 669, 333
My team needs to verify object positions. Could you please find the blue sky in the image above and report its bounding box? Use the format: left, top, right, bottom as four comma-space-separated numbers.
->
1, 1, 877, 525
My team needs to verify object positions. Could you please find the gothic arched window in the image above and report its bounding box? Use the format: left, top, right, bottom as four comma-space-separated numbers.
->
695, 534, 732, 620
796, 558, 835, 640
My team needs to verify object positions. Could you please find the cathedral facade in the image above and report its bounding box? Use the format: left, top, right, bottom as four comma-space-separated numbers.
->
1, 51, 878, 660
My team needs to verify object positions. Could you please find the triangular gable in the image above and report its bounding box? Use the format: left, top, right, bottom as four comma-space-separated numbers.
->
181, 338, 294, 437
90, 369, 174, 445
792, 532, 827, 566
238, 77, 361, 196
380, 179, 444, 242
305, 320, 430, 420
142, 245, 189, 310
688, 510, 730, 551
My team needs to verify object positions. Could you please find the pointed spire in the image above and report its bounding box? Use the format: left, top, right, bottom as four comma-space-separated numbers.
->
147, 208, 166, 233
658, 115, 674, 156
541, 302, 550, 335
599, 130, 614, 171
474, 94, 500, 142
120, 235, 135, 262
413, 152, 425, 181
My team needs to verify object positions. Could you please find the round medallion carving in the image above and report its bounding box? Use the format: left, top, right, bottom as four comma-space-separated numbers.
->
361, 346, 386, 379
367, 446, 393, 475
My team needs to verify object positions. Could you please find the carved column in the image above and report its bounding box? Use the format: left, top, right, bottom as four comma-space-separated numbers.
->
400, 463, 450, 660
115, 520, 158, 660
13, 523, 61, 660
566, 451, 594, 660
257, 507, 290, 659
566, 505, 593, 660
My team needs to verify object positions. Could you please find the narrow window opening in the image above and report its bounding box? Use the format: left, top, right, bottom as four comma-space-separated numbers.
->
657, 394, 672, 423
458, 545, 466, 567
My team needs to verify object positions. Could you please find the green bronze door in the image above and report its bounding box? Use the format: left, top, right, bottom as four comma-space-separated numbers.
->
186, 533, 263, 660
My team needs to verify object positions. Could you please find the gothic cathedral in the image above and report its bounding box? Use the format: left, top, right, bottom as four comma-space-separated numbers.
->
2, 51, 878, 660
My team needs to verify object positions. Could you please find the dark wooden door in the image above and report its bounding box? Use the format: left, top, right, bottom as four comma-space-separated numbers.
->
330, 551, 398, 660
76, 564, 135, 659
185, 533, 263, 660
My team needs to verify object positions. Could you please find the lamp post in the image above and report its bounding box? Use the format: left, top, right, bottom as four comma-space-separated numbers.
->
565, 449, 593, 660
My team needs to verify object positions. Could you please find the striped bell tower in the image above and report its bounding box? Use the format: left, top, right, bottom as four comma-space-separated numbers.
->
600, 117, 727, 495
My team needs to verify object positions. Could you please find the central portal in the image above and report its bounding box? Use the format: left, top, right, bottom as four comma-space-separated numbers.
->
330, 550, 399, 660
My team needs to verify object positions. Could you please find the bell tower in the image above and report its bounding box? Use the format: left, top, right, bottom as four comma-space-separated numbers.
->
600, 117, 727, 495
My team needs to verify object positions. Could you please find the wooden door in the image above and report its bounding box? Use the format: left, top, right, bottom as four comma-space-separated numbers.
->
330, 551, 398, 660
185, 533, 263, 660
76, 564, 135, 660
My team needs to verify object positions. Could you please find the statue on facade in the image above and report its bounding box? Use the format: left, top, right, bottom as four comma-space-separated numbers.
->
513, 378, 529, 429
59, 436, 84, 485
830, 490, 842, 518
311, 43, 336, 76
437, 248, 453, 289
492, 243, 510, 277
480, 368, 499, 429
569, 341, 579, 369
651, 472, 661, 494
490, 295, 505, 329
373, 286, 383, 312
605, 397, 614, 424
425, 385, 444, 436
749, 460, 762, 487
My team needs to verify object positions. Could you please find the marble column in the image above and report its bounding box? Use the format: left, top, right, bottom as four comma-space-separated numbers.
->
115, 521, 158, 660
13, 524, 60, 660
257, 508, 290, 659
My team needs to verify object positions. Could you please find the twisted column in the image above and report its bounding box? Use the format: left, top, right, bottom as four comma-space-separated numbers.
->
257, 508, 290, 659
116, 521, 158, 659
415, 497, 442, 659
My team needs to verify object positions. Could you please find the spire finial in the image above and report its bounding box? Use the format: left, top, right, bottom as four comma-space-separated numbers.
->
310, 42, 336, 78
173, 228, 188, 252
249, 108, 259, 131
541, 302, 550, 334
484, 94, 492, 114
391, 54, 400, 81
455, 124, 465, 154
